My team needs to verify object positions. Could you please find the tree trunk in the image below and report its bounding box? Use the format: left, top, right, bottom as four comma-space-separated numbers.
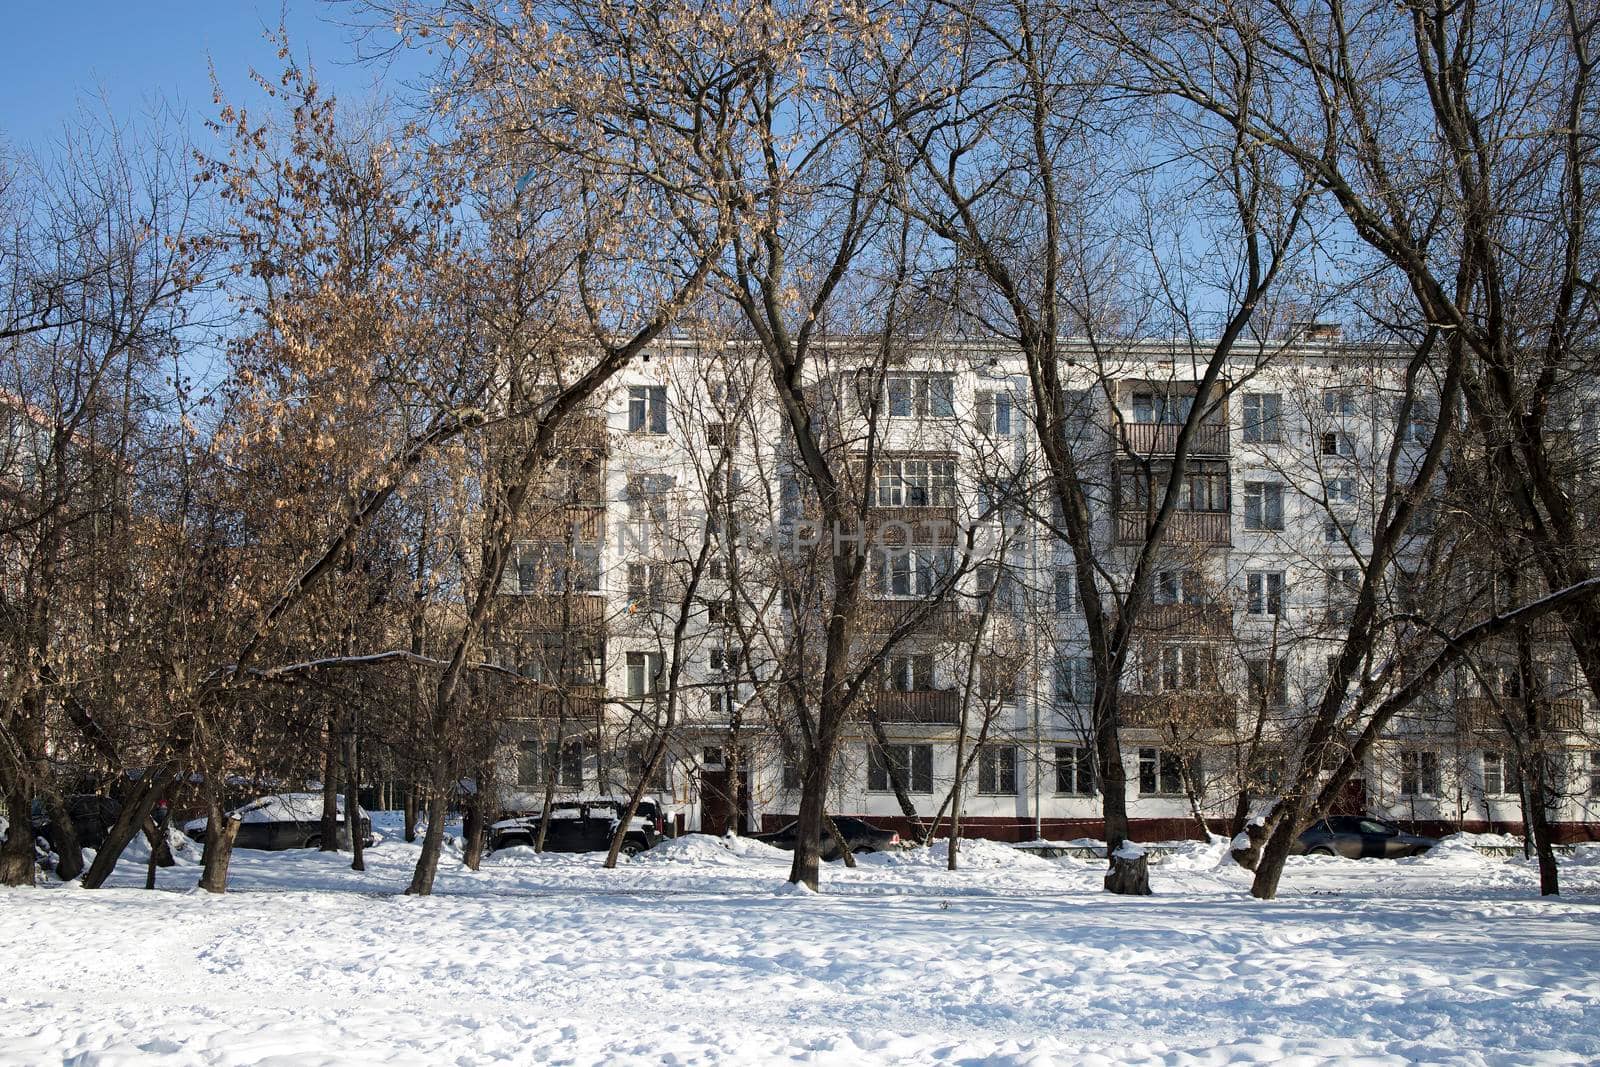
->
788, 757, 830, 891
825, 813, 856, 869
344, 729, 365, 873
405, 792, 448, 895
198, 805, 240, 894
403, 784, 418, 843
81, 767, 172, 889
144, 805, 171, 890
1096, 691, 1134, 890
461, 771, 486, 872
0, 783, 36, 885
142, 813, 174, 868
42, 789, 84, 882
320, 713, 340, 851
1524, 759, 1560, 896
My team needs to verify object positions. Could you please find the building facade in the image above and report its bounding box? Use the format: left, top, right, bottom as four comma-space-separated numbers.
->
490, 336, 1600, 843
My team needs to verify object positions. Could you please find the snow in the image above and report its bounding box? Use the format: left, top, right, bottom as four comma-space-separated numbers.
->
4, 815, 1600, 1065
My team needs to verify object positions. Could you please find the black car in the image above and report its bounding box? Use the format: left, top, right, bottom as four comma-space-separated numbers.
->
29, 794, 122, 852
489, 799, 664, 857
183, 793, 374, 851
1293, 815, 1438, 859
754, 816, 901, 860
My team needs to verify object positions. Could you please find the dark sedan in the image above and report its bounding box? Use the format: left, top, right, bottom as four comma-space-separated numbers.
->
754, 816, 901, 860
1293, 816, 1438, 859
184, 793, 374, 851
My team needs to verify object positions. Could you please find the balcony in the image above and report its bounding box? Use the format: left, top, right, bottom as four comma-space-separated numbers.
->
523, 503, 606, 542
870, 689, 961, 725
1121, 691, 1237, 731
1117, 420, 1230, 458
857, 598, 965, 638
1457, 696, 1585, 734
552, 413, 609, 453
523, 683, 607, 725
1116, 509, 1231, 546
865, 505, 960, 544
1119, 602, 1233, 638
513, 592, 608, 632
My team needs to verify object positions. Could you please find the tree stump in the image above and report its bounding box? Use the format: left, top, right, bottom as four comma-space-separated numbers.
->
1105, 843, 1152, 895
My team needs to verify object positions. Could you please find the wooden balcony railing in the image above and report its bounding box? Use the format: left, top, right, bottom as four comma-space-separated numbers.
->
865, 505, 961, 545
1457, 696, 1585, 734
1120, 691, 1237, 731
857, 598, 965, 637
870, 689, 961, 725
1117, 421, 1230, 457
523, 504, 606, 542
552, 413, 609, 453
525, 683, 607, 724
1116, 509, 1231, 546
512, 592, 608, 632
1118, 602, 1233, 638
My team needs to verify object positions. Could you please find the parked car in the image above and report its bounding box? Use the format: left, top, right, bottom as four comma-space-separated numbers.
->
1293, 816, 1438, 859
183, 793, 373, 851
489, 799, 664, 857
29, 794, 122, 852
753, 816, 901, 860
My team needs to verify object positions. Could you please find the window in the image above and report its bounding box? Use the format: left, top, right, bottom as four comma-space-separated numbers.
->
1054, 746, 1095, 795
979, 661, 1017, 706
627, 562, 666, 612
1138, 747, 1191, 796
627, 473, 674, 524
1321, 431, 1355, 457
706, 599, 735, 626
886, 374, 955, 418
1152, 569, 1211, 607
1246, 571, 1285, 616
1326, 477, 1356, 505
872, 546, 951, 597
1244, 482, 1285, 530
511, 541, 601, 594
1322, 388, 1356, 417
1588, 752, 1600, 797
624, 745, 670, 791
976, 390, 1014, 434
782, 756, 802, 790
1246, 658, 1289, 708
1132, 390, 1192, 424
978, 745, 1018, 794
1326, 567, 1359, 623
1400, 750, 1439, 797
1053, 654, 1095, 705
1482, 751, 1518, 797
517, 740, 583, 789
884, 654, 935, 692
869, 743, 933, 793
1155, 645, 1217, 691
876, 458, 956, 507
1054, 568, 1077, 614
1398, 398, 1434, 443
1119, 461, 1229, 514
708, 647, 741, 674
1242, 392, 1282, 444
628, 385, 668, 434
976, 563, 1021, 612
626, 651, 664, 698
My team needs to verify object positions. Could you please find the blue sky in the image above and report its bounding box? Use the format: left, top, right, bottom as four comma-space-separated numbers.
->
1, 2, 416, 152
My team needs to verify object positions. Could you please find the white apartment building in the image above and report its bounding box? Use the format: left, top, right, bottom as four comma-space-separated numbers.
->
490, 335, 1600, 843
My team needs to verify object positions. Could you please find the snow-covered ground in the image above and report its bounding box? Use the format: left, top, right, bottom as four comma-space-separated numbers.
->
4, 818, 1600, 1066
